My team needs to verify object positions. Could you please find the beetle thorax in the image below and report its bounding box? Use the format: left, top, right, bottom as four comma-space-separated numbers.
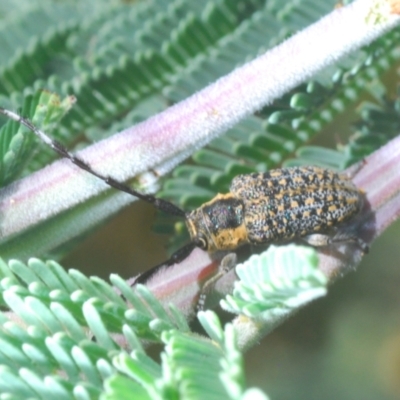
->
185, 193, 249, 252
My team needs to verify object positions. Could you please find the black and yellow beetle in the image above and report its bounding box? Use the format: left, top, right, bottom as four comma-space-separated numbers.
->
0, 107, 366, 284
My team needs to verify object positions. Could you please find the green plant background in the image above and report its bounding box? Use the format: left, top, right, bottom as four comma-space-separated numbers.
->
1, 0, 400, 398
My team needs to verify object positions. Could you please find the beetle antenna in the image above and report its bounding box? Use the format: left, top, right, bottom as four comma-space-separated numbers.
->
133, 241, 197, 284
0, 107, 186, 217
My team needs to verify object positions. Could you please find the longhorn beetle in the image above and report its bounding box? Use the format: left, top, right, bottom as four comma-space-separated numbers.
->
0, 107, 367, 286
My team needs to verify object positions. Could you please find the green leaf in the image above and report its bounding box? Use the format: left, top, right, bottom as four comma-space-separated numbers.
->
0, 91, 75, 185
221, 245, 328, 320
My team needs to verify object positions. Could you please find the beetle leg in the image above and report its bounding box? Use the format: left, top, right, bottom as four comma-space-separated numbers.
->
197, 253, 237, 311
329, 232, 369, 253
302, 233, 331, 247
302, 233, 369, 253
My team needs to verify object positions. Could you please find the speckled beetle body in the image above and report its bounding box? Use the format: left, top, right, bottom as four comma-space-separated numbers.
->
186, 166, 364, 252
0, 107, 367, 287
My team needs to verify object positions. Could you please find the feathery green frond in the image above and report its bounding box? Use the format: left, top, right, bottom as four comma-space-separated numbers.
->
108, 312, 265, 400
0, 255, 277, 399
221, 245, 327, 320
0, 91, 75, 185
